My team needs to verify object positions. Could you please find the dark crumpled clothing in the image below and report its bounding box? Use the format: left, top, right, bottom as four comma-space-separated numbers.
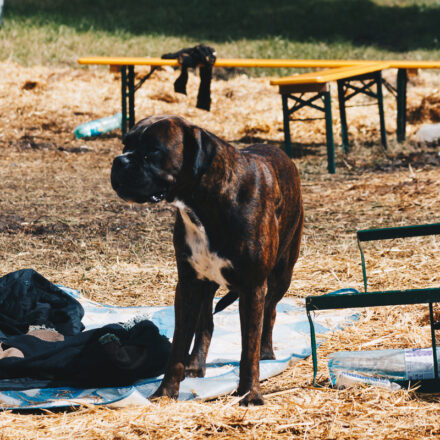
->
0, 320, 171, 389
0, 269, 171, 389
0, 269, 84, 338
162, 44, 216, 111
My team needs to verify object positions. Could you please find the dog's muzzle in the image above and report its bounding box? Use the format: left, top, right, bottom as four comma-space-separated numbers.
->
111, 154, 166, 204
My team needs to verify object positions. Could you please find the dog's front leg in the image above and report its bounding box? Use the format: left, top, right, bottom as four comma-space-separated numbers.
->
186, 282, 217, 377
237, 284, 266, 406
151, 279, 205, 400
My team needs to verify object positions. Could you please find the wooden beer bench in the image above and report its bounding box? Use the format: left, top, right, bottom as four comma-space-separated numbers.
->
78, 56, 370, 137
77, 57, 440, 171
270, 63, 390, 173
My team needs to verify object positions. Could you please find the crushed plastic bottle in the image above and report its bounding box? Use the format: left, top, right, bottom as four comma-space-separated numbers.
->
328, 348, 440, 387
334, 371, 402, 390
74, 113, 122, 139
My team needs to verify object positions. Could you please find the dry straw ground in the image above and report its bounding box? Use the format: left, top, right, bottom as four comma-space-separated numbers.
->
0, 61, 440, 439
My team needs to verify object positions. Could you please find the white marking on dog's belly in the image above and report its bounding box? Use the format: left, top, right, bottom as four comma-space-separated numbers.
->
174, 202, 232, 286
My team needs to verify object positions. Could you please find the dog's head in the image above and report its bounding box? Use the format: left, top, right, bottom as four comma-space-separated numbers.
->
111, 115, 215, 204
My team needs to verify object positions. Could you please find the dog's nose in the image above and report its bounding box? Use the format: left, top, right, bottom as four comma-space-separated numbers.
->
113, 153, 131, 168
110, 166, 121, 191
111, 154, 132, 192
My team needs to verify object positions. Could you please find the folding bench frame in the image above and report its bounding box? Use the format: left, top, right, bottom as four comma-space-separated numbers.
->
337, 71, 387, 153
305, 223, 440, 386
280, 71, 387, 174
280, 83, 334, 172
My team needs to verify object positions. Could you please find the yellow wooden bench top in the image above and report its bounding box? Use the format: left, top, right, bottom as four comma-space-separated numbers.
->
78, 56, 440, 70
270, 63, 390, 86
77, 56, 367, 68
385, 60, 440, 69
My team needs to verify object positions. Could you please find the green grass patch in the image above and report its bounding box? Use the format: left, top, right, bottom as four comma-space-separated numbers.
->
1, 0, 440, 73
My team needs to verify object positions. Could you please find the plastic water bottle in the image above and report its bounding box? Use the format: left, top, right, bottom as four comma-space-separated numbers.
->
74, 113, 122, 139
328, 348, 440, 387
334, 371, 402, 390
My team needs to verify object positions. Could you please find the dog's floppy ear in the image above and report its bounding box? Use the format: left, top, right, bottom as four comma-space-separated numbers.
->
122, 115, 172, 148
121, 120, 149, 148
185, 125, 216, 179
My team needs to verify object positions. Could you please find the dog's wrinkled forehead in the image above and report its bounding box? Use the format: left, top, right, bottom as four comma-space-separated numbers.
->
122, 115, 186, 152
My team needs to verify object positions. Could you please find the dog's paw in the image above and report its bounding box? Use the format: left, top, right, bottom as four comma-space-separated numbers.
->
239, 391, 265, 406
185, 366, 206, 378
150, 385, 178, 401
185, 355, 207, 377
259, 347, 276, 360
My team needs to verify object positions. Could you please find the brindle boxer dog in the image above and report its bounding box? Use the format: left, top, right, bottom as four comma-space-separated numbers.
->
110, 115, 303, 406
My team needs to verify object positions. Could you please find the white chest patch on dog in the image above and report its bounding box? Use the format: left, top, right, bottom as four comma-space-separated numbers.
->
173, 201, 232, 287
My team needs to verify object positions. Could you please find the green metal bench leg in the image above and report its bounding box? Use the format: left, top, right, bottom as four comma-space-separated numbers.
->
307, 308, 319, 387
337, 80, 349, 153
396, 68, 408, 143
121, 66, 128, 136
324, 90, 336, 174
429, 302, 439, 380
281, 94, 293, 158
376, 72, 388, 150
128, 65, 135, 130
357, 238, 368, 293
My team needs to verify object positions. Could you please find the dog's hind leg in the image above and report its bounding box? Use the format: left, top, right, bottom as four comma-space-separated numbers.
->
237, 283, 266, 406
260, 227, 302, 360
185, 282, 218, 377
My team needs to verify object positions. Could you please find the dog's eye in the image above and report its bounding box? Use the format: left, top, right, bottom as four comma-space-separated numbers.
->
144, 150, 160, 162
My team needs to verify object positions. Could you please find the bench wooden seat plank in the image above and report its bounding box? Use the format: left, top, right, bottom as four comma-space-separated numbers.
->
79, 56, 179, 67
78, 56, 440, 70
386, 60, 440, 69
77, 56, 375, 69
270, 63, 390, 86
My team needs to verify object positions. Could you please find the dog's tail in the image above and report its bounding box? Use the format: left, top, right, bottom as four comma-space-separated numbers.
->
214, 290, 239, 314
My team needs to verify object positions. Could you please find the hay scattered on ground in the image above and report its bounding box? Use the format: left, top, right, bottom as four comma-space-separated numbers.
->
0, 61, 440, 439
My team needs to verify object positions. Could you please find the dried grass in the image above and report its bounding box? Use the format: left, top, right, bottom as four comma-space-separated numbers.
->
408, 95, 440, 123
0, 61, 440, 438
